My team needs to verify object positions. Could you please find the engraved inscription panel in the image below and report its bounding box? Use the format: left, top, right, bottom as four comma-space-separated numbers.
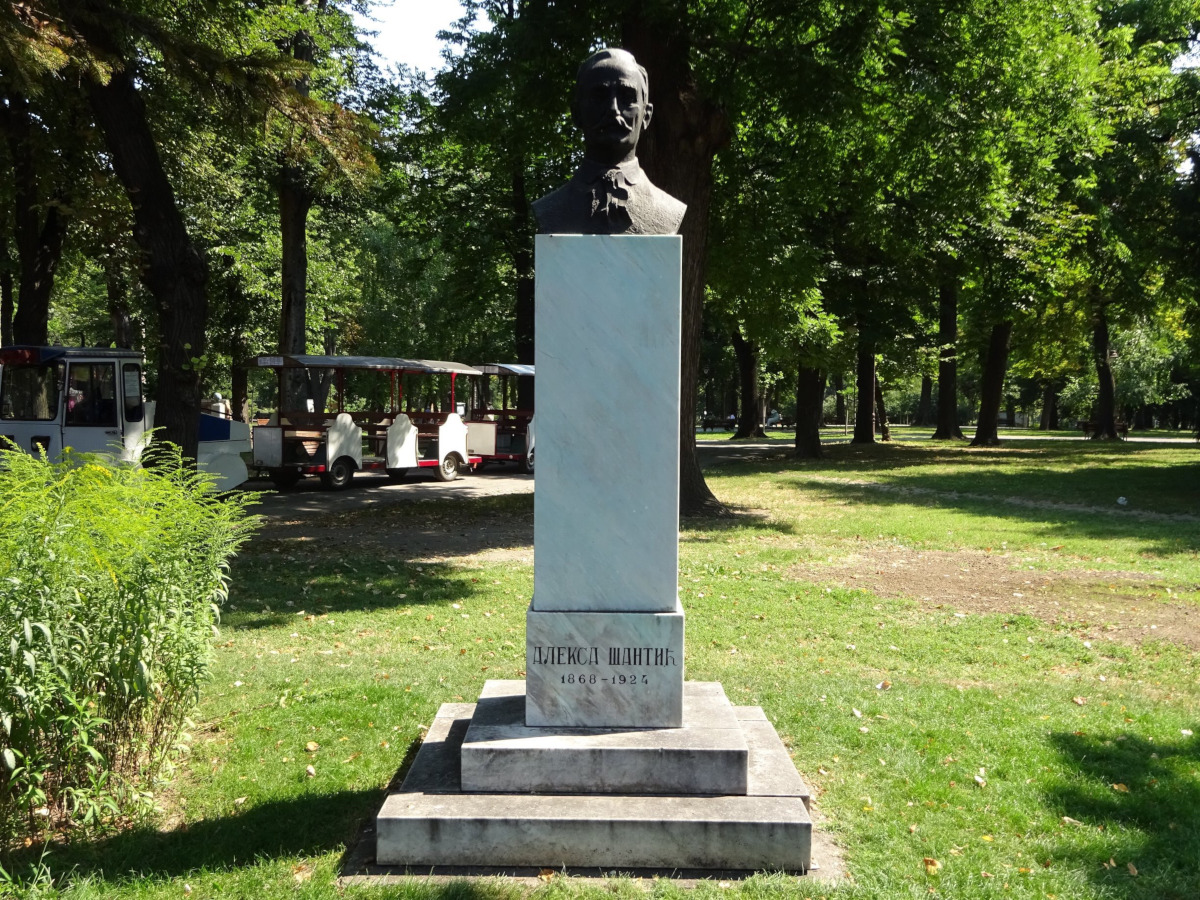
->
526, 605, 684, 727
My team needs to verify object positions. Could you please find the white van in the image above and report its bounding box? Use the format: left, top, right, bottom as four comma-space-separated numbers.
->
0, 345, 249, 488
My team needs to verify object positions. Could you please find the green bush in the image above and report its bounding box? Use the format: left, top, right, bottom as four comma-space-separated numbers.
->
0, 444, 258, 847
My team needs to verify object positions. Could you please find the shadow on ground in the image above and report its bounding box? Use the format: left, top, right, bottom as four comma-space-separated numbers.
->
1046, 730, 1200, 899
227, 555, 520, 630
726, 442, 1200, 557
6, 787, 381, 883
252, 492, 535, 562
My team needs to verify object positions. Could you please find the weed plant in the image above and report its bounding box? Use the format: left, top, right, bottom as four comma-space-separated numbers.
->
0, 445, 258, 850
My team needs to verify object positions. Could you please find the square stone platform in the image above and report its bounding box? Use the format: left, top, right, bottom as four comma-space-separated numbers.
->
463, 680, 746, 794
376, 682, 812, 872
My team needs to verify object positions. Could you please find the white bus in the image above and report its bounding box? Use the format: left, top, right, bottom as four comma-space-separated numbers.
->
0, 345, 249, 488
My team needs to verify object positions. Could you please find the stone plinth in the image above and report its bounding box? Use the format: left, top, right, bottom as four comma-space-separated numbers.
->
461, 681, 746, 794
525, 603, 684, 727
376, 687, 812, 872
532, 235, 682, 614
373, 231, 823, 875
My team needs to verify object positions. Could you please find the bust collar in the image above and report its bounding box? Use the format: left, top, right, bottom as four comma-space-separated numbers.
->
574, 157, 646, 187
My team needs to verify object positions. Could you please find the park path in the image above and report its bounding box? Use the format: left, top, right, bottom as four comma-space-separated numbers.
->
249, 441, 765, 526
250, 432, 1196, 527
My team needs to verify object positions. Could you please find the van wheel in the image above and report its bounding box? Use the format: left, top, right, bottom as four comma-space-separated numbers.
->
270, 469, 302, 490
521, 448, 534, 475
435, 455, 459, 482
321, 456, 355, 490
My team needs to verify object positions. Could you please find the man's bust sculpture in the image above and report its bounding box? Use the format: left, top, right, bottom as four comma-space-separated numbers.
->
533, 48, 687, 235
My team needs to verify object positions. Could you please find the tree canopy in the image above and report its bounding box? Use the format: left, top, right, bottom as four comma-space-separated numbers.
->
3, 0, 1199, 474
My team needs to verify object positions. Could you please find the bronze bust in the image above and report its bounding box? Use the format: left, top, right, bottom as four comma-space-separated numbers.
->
533, 48, 687, 236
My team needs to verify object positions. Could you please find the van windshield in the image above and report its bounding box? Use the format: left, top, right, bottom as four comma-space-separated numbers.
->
0, 362, 64, 422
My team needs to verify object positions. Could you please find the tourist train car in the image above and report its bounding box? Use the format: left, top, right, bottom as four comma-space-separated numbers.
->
244, 354, 483, 490
467, 363, 535, 474
0, 345, 250, 488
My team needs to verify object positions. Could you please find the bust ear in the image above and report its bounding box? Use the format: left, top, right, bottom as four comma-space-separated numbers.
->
642, 102, 654, 129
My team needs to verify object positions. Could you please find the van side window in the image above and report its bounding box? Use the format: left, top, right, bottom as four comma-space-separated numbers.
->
0, 362, 62, 421
123, 364, 144, 423
65, 363, 118, 427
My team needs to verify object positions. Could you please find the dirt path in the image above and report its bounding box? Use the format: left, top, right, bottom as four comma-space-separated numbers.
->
788, 547, 1200, 651
250, 471, 535, 563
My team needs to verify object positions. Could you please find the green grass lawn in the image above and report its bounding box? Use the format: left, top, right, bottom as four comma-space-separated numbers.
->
7, 442, 1199, 900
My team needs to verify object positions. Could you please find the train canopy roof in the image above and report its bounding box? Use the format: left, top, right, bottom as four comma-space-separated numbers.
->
475, 363, 535, 377
0, 345, 143, 365
242, 355, 482, 376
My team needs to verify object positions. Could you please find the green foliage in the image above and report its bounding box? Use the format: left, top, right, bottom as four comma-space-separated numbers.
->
0, 444, 258, 847
1112, 315, 1194, 413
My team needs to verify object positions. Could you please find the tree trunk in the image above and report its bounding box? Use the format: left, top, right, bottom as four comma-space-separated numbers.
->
932, 269, 964, 439
1091, 304, 1119, 440
970, 320, 1013, 447
231, 349, 249, 424
874, 378, 891, 441
852, 343, 875, 444
1038, 381, 1058, 430
730, 327, 764, 439
4, 92, 69, 346
794, 365, 824, 458
307, 328, 337, 413
106, 258, 135, 348
833, 372, 846, 424
279, 162, 313, 411
512, 163, 536, 410
82, 62, 207, 461
622, 10, 730, 516
1, 233, 13, 346
915, 374, 933, 426
276, 11, 325, 412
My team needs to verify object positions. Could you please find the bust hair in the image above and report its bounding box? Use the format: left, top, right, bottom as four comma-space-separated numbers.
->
577, 48, 649, 102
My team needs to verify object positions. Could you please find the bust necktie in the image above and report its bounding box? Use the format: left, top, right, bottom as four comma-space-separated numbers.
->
590, 170, 632, 229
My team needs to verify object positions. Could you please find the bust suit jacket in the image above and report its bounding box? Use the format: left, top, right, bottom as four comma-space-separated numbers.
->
533, 158, 687, 235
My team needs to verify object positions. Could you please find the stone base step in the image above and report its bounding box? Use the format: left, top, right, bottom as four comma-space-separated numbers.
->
462, 680, 748, 794
376, 684, 811, 872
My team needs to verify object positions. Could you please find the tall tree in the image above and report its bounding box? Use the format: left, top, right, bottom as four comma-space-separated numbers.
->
620, 2, 730, 513
264, 0, 375, 408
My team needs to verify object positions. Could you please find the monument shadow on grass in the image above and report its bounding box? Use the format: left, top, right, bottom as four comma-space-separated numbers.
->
4, 787, 381, 884
228, 558, 511, 632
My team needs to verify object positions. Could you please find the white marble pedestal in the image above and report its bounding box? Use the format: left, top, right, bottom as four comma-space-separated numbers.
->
525, 604, 684, 727
530, 235, 684, 727
373, 236, 817, 873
